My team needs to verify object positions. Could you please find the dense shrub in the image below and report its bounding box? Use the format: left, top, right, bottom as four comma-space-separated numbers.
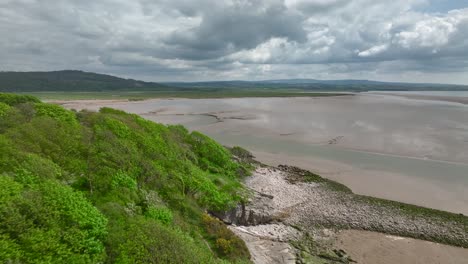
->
144, 206, 173, 225
0, 176, 107, 263
0, 102, 10, 116
104, 218, 217, 264
0, 93, 40, 105
34, 102, 78, 125
202, 214, 251, 261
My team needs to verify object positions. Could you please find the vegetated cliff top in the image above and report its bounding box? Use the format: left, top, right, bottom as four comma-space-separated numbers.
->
0, 93, 252, 263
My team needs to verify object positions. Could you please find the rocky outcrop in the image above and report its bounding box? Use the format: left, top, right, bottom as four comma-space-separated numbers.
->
211, 190, 275, 226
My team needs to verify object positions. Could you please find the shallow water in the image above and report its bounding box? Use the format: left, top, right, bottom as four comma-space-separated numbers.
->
63, 93, 468, 214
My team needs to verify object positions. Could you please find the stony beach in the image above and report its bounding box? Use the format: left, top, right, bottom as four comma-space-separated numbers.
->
223, 165, 468, 264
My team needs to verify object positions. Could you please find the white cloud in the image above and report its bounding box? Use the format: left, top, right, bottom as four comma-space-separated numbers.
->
0, 0, 467, 83
358, 44, 389, 57
394, 9, 468, 49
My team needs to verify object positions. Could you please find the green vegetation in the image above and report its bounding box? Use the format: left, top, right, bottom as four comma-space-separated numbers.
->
0, 70, 166, 92
202, 214, 251, 260
1, 70, 467, 94
0, 93, 252, 263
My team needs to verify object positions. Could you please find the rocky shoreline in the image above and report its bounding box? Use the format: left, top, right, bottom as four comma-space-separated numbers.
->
216, 164, 468, 263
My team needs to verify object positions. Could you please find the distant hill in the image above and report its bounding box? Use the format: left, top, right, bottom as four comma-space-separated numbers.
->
1, 70, 467, 92
163, 79, 468, 92
0, 70, 167, 92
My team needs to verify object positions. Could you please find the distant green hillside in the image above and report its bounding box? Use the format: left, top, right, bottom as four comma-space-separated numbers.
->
0, 70, 167, 92
0, 93, 252, 263
2, 70, 467, 93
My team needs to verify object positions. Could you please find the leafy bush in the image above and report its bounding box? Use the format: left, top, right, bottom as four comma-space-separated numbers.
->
104, 117, 132, 138
145, 206, 173, 225
34, 102, 78, 125
0, 175, 108, 263
0, 93, 40, 105
0, 102, 10, 116
202, 214, 250, 260
107, 218, 217, 264
111, 171, 137, 190
189, 131, 240, 175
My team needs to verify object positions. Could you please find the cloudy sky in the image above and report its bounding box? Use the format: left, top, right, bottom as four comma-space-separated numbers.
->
1, 0, 468, 84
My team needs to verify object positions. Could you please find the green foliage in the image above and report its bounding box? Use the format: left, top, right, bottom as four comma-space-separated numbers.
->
99, 107, 128, 115
104, 117, 132, 138
0, 70, 166, 92
0, 175, 107, 263
202, 214, 251, 261
34, 102, 78, 125
111, 171, 137, 190
0, 102, 11, 116
189, 131, 240, 176
108, 218, 217, 264
144, 206, 173, 225
1, 70, 466, 94
0, 93, 40, 105
0, 93, 251, 263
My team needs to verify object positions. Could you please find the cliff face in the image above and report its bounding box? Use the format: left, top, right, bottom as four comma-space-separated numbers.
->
0, 93, 252, 263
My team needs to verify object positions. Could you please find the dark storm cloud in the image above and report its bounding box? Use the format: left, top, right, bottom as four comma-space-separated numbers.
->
0, 0, 467, 83
164, 1, 306, 59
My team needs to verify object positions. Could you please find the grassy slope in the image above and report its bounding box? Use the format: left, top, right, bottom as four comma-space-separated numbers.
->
0, 93, 252, 263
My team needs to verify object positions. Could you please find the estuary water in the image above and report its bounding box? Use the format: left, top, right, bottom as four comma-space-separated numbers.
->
61, 92, 468, 214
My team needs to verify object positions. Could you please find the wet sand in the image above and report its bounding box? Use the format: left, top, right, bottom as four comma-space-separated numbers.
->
335, 230, 468, 264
